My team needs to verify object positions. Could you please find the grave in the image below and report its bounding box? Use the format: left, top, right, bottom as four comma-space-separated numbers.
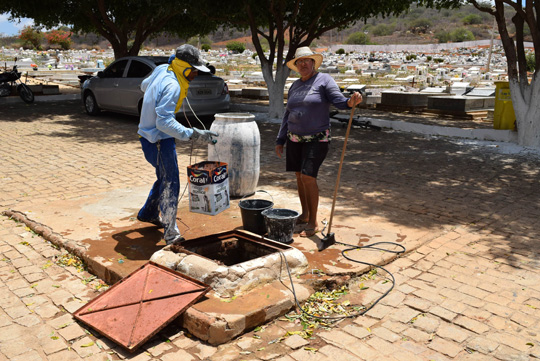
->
241, 87, 269, 99
448, 82, 472, 95
378, 91, 449, 110
419, 87, 447, 93
427, 95, 495, 112
426, 94, 495, 119
345, 84, 366, 94
465, 87, 496, 97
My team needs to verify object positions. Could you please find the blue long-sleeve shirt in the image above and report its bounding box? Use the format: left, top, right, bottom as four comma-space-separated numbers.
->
138, 64, 194, 143
276, 72, 350, 145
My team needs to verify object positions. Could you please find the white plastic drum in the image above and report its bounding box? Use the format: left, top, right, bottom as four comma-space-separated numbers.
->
208, 113, 260, 197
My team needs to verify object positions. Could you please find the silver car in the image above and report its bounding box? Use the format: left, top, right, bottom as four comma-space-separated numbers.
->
81, 56, 230, 117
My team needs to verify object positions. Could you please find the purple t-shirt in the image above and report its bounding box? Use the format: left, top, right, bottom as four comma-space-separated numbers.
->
276, 72, 350, 145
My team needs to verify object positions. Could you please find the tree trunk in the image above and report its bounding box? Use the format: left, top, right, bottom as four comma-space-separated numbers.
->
260, 60, 289, 119
512, 76, 540, 147
267, 81, 286, 119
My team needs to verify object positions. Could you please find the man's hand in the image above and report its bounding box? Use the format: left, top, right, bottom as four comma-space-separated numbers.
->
191, 128, 218, 143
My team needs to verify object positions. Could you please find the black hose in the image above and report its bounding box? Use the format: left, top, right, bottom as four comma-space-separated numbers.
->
279, 240, 405, 321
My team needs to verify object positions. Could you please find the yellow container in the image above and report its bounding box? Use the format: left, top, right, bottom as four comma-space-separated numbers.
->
493, 81, 516, 130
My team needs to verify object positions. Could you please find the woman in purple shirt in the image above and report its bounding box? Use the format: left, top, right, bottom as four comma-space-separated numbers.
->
275, 47, 362, 238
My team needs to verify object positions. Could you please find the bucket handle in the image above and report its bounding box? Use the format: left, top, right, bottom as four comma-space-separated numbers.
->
240, 190, 274, 204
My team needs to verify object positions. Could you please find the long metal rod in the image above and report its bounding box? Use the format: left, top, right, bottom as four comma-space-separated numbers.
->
327, 106, 356, 235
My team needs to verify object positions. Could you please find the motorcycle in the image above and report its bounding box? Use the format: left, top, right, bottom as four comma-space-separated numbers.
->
0, 58, 34, 103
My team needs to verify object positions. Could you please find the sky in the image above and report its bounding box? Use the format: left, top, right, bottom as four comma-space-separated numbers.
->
0, 14, 33, 37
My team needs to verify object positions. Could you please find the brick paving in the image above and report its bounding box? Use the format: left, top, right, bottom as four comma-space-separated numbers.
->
1, 100, 540, 360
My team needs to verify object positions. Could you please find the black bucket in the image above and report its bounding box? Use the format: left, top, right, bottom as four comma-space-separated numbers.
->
261, 208, 300, 244
238, 191, 274, 235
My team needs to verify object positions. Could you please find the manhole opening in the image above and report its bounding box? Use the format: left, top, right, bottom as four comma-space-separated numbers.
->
170, 233, 289, 266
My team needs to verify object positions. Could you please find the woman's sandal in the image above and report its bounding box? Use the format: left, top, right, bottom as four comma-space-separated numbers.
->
299, 228, 319, 237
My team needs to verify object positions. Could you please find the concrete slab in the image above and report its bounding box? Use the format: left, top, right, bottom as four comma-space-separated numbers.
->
427, 96, 495, 112
420, 87, 447, 93
346, 84, 366, 92
466, 88, 495, 97
379, 91, 449, 109
0, 93, 80, 104
241, 88, 269, 99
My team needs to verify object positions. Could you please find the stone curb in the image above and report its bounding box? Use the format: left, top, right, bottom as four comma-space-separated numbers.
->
368, 117, 518, 143
0, 93, 80, 104
1, 209, 123, 285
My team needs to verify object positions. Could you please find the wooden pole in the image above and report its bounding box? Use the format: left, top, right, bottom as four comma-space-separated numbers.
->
326, 105, 356, 235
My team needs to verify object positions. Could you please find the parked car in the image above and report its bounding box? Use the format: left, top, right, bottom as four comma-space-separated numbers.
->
80, 56, 230, 118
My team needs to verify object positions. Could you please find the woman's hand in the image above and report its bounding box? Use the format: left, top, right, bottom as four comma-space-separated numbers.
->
275, 144, 284, 158
347, 91, 363, 107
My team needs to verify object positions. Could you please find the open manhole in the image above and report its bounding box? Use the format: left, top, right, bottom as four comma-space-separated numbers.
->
171, 231, 290, 265
150, 230, 308, 298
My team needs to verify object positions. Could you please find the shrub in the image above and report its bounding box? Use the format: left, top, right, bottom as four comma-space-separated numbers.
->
406, 54, 417, 61
372, 23, 395, 37
409, 18, 432, 34
450, 27, 475, 42
463, 14, 483, 25
201, 44, 211, 51
226, 41, 245, 53
188, 36, 212, 49
336, 48, 345, 55
19, 26, 43, 50
435, 30, 451, 43
346, 32, 370, 45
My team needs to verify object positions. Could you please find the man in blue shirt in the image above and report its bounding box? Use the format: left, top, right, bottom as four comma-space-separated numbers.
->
137, 44, 217, 245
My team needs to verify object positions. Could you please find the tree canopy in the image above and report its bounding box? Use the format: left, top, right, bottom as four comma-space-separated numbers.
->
0, 0, 216, 58
195, 0, 442, 117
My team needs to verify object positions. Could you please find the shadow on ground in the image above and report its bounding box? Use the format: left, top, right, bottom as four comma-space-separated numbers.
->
4, 100, 540, 270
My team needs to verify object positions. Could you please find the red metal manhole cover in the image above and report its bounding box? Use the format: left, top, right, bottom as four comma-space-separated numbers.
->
73, 261, 210, 352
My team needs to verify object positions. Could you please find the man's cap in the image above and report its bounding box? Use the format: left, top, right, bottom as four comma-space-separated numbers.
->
175, 44, 210, 72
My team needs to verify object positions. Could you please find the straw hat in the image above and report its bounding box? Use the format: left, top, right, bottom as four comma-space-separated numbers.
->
286, 47, 323, 73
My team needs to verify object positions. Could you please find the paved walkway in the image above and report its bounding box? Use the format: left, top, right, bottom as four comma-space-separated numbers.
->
1, 100, 540, 360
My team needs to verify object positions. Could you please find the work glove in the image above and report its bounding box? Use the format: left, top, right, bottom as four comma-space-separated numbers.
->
191, 128, 218, 144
